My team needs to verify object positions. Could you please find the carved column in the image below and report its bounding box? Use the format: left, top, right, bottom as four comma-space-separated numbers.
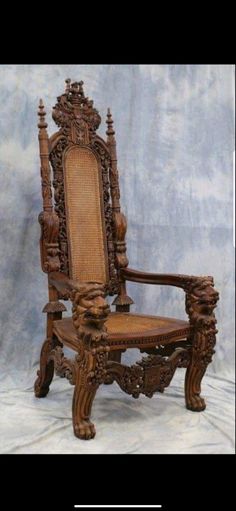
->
184, 277, 219, 411
106, 109, 133, 311
35, 100, 66, 398
38, 99, 61, 275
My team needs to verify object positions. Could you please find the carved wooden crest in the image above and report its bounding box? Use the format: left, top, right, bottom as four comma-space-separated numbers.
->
52, 80, 101, 144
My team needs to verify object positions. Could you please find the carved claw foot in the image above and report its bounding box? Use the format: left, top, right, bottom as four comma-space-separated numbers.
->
74, 419, 96, 440
186, 394, 206, 412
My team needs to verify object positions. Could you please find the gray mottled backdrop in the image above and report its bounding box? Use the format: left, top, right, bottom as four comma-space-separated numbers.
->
0, 65, 234, 453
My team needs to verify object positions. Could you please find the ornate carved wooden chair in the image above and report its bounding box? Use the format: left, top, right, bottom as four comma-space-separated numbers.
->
35, 79, 219, 440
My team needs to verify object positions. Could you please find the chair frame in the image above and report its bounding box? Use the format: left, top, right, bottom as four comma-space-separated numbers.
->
34, 80, 219, 440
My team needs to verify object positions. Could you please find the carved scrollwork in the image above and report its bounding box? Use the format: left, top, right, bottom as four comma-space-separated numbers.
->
52, 80, 101, 144
94, 140, 118, 294
107, 348, 188, 399
49, 136, 69, 275
140, 340, 191, 368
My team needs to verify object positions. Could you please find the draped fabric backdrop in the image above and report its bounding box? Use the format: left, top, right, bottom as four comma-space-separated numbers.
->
0, 64, 234, 454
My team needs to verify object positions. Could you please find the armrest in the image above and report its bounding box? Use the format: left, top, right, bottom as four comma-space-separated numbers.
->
121, 268, 219, 329
120, 267, 214, 291
49, 272, 110, 345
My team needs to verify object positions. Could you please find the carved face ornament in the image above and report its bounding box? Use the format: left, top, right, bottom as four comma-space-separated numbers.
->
191, 285, 219, 315
73, 283, 110, 325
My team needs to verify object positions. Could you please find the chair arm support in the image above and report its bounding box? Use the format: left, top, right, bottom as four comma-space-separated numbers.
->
121, 267, 214, 290
121, 268, 219, 328
49, 272, 110, 347
49, 271, 79, 295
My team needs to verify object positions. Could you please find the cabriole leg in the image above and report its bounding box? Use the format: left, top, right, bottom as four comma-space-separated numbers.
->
184, 278, 219, 411
72, 347, 108, 440
185, 331, 216, 411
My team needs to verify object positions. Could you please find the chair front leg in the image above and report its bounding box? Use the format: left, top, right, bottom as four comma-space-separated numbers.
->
72, 346, 109, 439
70, 280, 110, 439
184, 277, 219, 411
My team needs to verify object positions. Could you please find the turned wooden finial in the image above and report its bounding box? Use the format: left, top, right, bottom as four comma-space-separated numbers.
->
106, 108, 115, 137
38, 99, 47, 129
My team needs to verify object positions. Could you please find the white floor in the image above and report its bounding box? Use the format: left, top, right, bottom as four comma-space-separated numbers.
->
0, 369, 234, 454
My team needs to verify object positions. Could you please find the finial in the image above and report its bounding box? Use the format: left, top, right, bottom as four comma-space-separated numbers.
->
106, 107, 115, 136
65, 78, 71, 93
78, 81, 84, 95
38, 99, 47, 129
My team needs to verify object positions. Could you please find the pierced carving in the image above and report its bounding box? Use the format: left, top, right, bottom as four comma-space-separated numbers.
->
94, 140, 118, 294
107, 349, 187, 399
140, 341, 191, 368
50, 136, 69, 275
184, 277, 219, 411
52, 80, 101, 144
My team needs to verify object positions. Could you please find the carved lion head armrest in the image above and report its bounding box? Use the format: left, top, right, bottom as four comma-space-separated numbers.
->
49, 272, 110, 346
183, 276, 219, 331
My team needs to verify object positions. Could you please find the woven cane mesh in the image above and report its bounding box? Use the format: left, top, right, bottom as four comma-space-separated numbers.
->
64, 146, 108, 283
53, 314, 189, 346
106, 314, 168, 334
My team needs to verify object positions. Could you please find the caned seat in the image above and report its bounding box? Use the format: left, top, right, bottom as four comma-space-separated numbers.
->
34, 79, 219, 440
53, 314, 190, 351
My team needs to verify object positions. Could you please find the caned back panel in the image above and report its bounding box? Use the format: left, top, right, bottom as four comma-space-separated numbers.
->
63, 146, 109, 283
